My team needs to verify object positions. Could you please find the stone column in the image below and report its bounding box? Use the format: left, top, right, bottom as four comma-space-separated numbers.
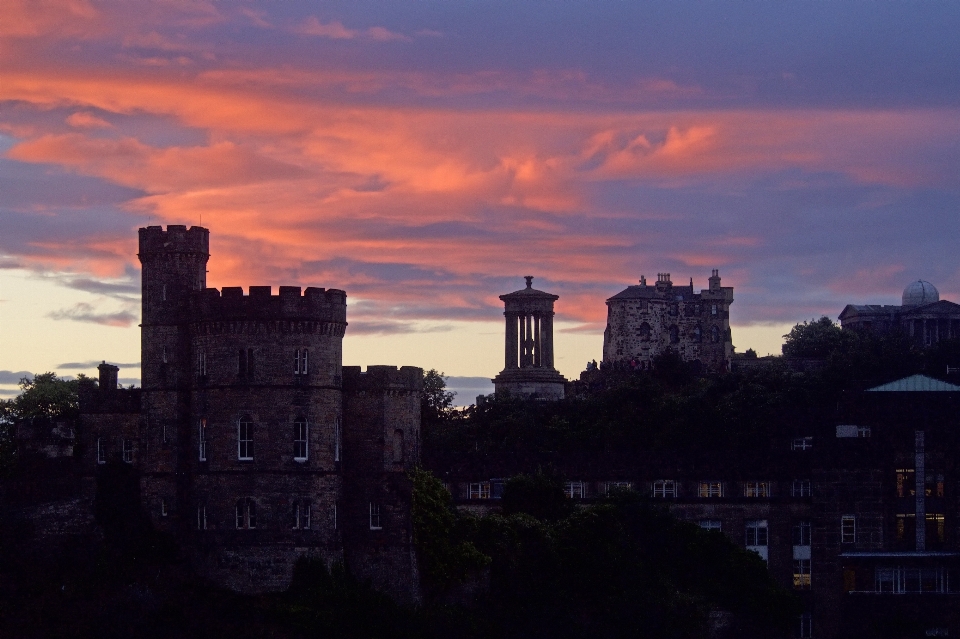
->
534, 313, 541, 367
505, 312, 519, 369
542, 312, 554, 368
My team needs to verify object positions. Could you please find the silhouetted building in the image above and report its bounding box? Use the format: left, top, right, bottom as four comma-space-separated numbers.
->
839, 280, 960, 347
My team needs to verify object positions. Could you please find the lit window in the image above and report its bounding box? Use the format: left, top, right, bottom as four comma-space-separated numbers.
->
96, 437, 105, 464
743, 482, 770, 498
699, 520, 722, 531
841, 515, 856, 544
653, 480, 677, 498
294, 420, 308, 462
896, 468, 915, 497
236, 498, 257, 529
793, 560, 811, 589
294, 348, 309, 375
564, 481, 585, 499
197, 349, 207, 376
698, 481, 723, 498
198, 418, 207, 462
791, 479, 812, 497
122, 438, 133, 463
238, 417, 254, 460
792, 437, 813, 451
369, 503, 382, 530
197, 506, 206, 530
469, 482, 491, 499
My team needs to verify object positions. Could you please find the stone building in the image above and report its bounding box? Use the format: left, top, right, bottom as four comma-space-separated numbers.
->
492, 276, 567, 400
602, 271, 734, 373
839, 280, 960, 347
78, 225, 422, 599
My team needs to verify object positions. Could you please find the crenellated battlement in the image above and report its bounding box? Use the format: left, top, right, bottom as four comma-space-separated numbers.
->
343, 365, 423, 392
138, 225, 209, 257
191, 285, 347, 323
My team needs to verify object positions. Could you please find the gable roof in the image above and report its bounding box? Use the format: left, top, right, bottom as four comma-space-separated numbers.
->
900, 299, 960, 316
866, 374, 960, 392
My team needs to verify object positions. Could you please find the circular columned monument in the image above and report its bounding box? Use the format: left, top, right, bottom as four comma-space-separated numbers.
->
492, 276, 567, 400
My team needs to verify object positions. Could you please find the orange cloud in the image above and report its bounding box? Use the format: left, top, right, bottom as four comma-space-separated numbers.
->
66, 111, 111, 128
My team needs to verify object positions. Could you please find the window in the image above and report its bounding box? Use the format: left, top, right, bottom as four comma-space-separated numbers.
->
711, 325, 720, 343
564, 481, 585, 499
334, 417, 341, 462
698, 481, 723, 498
369, 503, 382, 530
793, 560, 811, 589
896, 468, 914, 497
238, 417, 254, 461
746, 519, 769, 561
236, 498, 257, 529
653, 480, 677, 498
711, 304, 718, 316
162, 346, 168, 363
333, 503, 337, 530
841, 515, 856, 544
604, 481, 633, 494
793, 521, 812, 546
792, 436, 813, 451
161, 499, 168, 517
294, 348, 309, 375
693, 325, 702, 342
198, 418, 207, 462
928, 513, 946, 545
858, 426, 871, 438
669, 325, 679, 344
792, 479, 812, 497
197, 506, 206, 530
197, 349, 207, 376
469, 482, 491, 499
743, 482, 771, 498
292, 500, 311, 530
96, 437, 105, 464
638, 322, 651, 341
122, 438, 133, 463
393, 429, 404, 463
294, 420, 308, 462
875, 567, 952, 594
238, 348, 254, 377
699, 520, 722, 531
837, 424, 872, 438
798, 612, 812, 638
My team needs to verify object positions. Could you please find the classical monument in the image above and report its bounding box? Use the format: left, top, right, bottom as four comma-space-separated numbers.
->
80, 226, 422, 599
602, 270, 734, 373
839, 280, 960, 346
492, 276, 567, 400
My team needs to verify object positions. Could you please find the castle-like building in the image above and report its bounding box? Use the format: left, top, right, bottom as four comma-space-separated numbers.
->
602, 271, 734, 373
80, 226, 422, 598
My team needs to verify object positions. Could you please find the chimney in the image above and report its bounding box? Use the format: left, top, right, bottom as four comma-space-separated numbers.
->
98, 361, 119, 392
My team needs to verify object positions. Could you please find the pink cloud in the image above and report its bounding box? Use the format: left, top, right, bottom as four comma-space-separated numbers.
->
296, 17, 356, 39
66, 111, 111, 128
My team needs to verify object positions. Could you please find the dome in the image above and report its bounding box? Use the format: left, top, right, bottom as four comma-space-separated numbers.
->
902, 280, 939, 307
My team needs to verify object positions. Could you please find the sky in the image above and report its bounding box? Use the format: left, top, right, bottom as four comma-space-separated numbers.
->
2, 1, 960, 401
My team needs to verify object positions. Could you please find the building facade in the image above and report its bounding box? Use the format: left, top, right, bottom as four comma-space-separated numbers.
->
79, 225, 422, 599
839, 280, 960, 347
602, 271, 734, 373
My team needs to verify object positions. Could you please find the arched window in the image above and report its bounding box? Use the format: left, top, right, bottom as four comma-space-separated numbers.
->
237, 416, 254, 460
694, 325, 703, 343
711, 326, 721, 343
669, 325, 680, 344
393, 429, 404, 463
236, 498, 257, 529
294, 419, 308, 462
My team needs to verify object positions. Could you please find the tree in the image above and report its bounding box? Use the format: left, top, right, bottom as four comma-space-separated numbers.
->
0, 372, 90, 422
501, 467, 572, 522
782, 316, 853, 358
422, 369, 456, 422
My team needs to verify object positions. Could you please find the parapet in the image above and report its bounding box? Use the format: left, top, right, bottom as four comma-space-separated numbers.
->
138, 225, 209, 256
343, 366, 424, 392
193, 285, 347, 323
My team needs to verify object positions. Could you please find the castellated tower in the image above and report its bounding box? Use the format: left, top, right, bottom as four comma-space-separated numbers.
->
122, 225, 422, 598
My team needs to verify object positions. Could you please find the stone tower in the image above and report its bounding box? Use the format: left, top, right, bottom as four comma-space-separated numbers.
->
492, 276, 567, 400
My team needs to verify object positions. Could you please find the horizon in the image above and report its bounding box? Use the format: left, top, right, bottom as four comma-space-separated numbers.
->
3, 1, 959, 399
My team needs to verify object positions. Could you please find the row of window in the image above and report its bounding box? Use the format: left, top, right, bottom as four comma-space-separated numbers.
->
700, 518, 813, 589
195, 348, 311, 377
465, 480, 813, 500
633, 322, 724, 344
96, 437, 134, 464
177, 500, 382, 532
198, 417, 342, 464
631, 302, 722, 316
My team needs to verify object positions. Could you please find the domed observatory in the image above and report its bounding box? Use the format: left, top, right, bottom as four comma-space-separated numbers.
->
492, 276, 567, 400
839, 279, 960, 347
